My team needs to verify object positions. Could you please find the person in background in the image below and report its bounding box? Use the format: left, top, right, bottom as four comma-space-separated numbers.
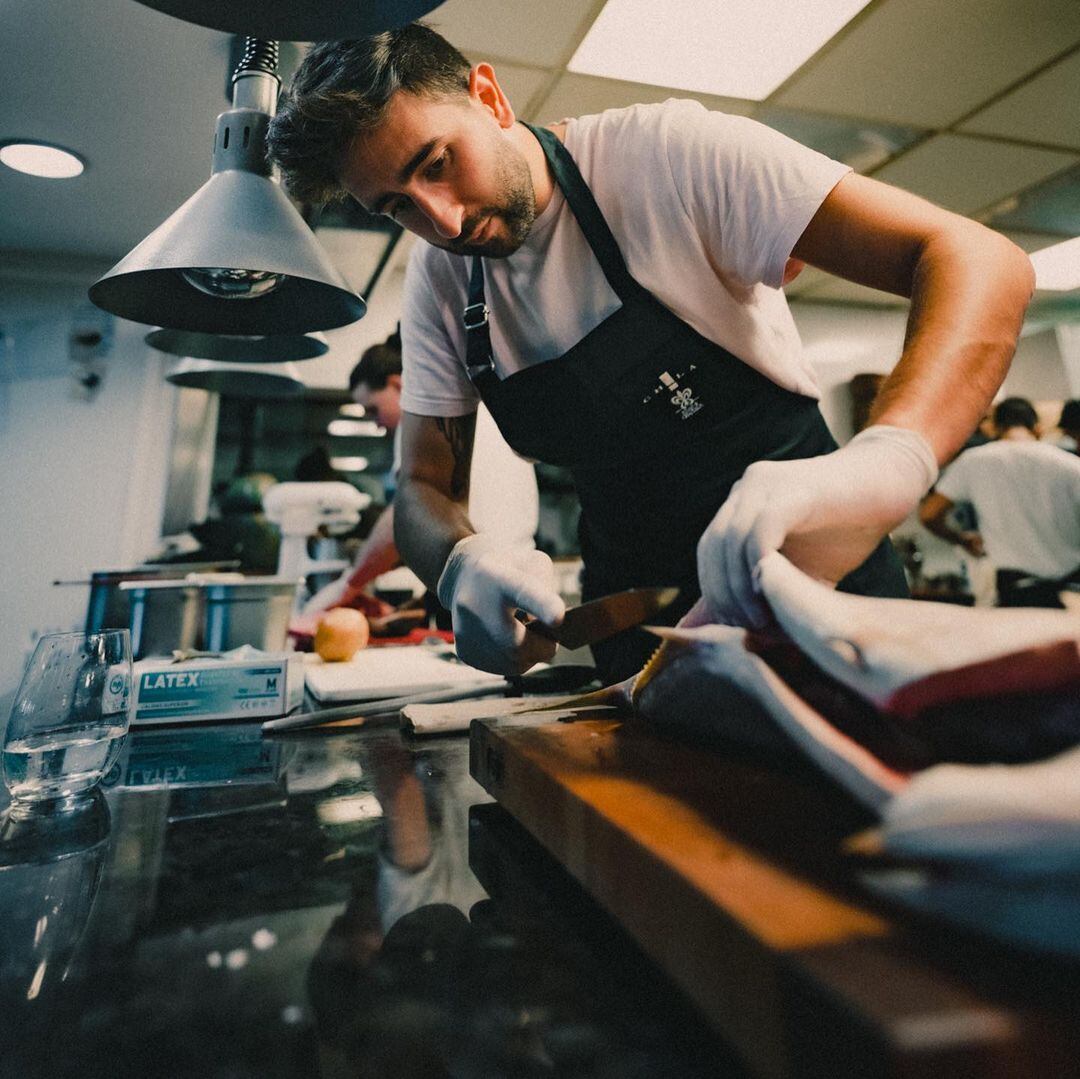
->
1056, 398, 1080, 455
919, 397, 1080, 607
299, 328, 539, 624
268, 24, 1033, 681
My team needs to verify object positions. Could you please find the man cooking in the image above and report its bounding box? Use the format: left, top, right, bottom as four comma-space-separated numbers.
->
268, 23, 1034, 683
299, 327, 539, 625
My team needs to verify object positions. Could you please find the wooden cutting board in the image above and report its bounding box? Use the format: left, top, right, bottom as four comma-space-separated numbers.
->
469, 716, 1080, 1078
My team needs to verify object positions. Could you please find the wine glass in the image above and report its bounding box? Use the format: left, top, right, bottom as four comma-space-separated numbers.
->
2, 630, 132, 818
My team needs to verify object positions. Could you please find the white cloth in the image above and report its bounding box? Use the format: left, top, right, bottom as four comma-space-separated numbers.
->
935, 441, 1080, 579
391, 403, 538, 549
399, 99, 850, 417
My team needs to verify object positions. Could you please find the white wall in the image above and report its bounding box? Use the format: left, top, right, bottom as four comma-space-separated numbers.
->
0, 258, 178, 702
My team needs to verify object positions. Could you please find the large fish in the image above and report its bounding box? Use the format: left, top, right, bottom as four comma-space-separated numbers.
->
624, 553, 1080, 876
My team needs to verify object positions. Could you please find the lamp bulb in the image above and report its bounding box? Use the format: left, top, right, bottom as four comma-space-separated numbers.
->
179, 266, 287, 300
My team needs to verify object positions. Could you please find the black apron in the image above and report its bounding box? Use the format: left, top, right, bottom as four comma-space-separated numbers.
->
462, 122, 907, 682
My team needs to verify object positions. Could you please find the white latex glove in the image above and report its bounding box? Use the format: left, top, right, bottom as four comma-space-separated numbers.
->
437, 534, 565, 676
697, 425, 938, 629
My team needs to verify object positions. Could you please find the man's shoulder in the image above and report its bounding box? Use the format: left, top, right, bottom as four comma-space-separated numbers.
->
565, 97, 734, 148
965, 438, 1080, 475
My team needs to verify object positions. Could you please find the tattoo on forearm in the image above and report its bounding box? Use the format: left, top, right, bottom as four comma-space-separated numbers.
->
436, 416, 472, 499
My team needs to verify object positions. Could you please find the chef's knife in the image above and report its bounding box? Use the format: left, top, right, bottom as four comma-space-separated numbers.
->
517, 586, 679, 650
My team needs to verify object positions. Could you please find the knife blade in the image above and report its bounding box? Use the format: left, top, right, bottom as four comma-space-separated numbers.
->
517, 586, 679, 650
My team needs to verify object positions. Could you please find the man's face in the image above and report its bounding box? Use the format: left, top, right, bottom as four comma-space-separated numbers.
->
338, 82, 537, 259
353, 375, 402, 432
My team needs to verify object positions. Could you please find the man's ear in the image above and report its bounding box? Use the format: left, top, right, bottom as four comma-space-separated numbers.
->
469, 63, 516, 128
388, 373, 403, 393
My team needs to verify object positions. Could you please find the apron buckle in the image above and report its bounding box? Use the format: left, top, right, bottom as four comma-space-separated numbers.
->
463, 302, 489, 331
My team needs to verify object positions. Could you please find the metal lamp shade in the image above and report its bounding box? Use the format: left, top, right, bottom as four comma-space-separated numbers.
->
166, 357, 305, 397
132, 0, 446, 39
89, 169, 365, 335
146, 328, 329, 363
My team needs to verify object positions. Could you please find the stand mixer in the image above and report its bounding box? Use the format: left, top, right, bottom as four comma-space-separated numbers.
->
263, 482, 371, 609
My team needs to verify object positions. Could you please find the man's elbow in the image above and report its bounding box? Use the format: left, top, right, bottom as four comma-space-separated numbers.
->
991, 230, 1036, 310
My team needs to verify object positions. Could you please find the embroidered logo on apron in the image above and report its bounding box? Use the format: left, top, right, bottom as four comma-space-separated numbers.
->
644, 369, 703, 419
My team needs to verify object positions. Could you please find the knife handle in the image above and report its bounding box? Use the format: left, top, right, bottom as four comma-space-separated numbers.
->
514, 609, 559, 641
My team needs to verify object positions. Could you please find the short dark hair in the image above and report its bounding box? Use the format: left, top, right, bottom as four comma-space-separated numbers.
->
349, 329, 402, 392
1059, 398, 1080, 433
993, 396, 1038, 433
268, 24, 471, 205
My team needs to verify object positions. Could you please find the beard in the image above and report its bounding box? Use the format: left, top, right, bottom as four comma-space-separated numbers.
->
440, 141, 537, 259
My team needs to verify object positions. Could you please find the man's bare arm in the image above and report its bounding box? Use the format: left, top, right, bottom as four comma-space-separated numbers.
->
792, 173, 1035, 465
919, 491, 985, 556
393, 410, 478, 590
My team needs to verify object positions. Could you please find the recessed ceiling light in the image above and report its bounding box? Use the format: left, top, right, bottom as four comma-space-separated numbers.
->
327, 418, 386, 437
329, 456, 370, 472
0, 140, 85, 179
1029, 236, 1080, 292
570, 0, 873, 101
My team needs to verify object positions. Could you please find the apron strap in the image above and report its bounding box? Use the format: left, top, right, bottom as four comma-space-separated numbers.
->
464, 256, 495, 380
463, 121, 649, 382
522, 122, 647, 305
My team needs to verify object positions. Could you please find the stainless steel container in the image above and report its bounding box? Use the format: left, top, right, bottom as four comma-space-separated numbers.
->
119, 576, 300, 658
62, 562, 241, 636
201, 578, 299, 652
121, 580, 203, 659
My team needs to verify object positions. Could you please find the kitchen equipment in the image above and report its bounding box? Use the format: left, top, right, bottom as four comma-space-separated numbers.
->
131, 0, 445, 39
262, 683, 509, 734
119, 576, 300, 658
165, 357, 305, 397
517, 586, 680, 650
202, 577, 299, 651
53, 561, 241, 636
122, 580, 203, 660
262, 482, 372, 610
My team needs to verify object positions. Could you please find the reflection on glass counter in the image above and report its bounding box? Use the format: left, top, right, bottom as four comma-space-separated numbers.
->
0, 723, 737, 1079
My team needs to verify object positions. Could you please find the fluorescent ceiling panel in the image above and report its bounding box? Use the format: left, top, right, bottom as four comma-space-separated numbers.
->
1029, 236, 1080, 291
330, 456, 370, 472
569, 0, 873, 101
328, 418, 385, 437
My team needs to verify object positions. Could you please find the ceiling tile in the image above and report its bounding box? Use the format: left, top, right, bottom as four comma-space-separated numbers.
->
960, 49, 1080, 150
982, 162, 1080, 236
426, 0, 598, 68
533, 72, 755, 127
870, 134, 1076, 214
754, 107, 924, 172
774, 0, 1080, 128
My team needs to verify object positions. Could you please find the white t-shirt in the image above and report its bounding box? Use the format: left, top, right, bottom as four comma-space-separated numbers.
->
935, 441, 1080, 578
391, 403, 538, 548
399, 98, 850, 418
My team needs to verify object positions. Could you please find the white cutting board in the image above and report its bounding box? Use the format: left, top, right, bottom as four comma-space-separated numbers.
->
304, 645, 504, 702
